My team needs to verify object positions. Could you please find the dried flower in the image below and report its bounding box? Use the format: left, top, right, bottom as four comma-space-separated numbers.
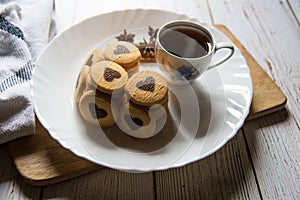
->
136, 38, 155, 58
148, 26, 158, 42
115, 30, 135, 43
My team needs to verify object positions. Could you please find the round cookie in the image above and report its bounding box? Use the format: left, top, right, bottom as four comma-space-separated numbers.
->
118, 102, 156, 138
74, 65, 90, 103
85, 73, 95, 92
90, 60, 128, 94
79, 90, 117, 127
125, 70, 168, 106
104, 41, 141, 68
83, 48, 105, 67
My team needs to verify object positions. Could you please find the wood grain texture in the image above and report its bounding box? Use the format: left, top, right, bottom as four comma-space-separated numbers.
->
57, 0, 213, 31
214, 24, 287, 120
155, 130, 261, 199
210, 0, 299, 123
55, 0, 78, 32
0, 148, 41, 199
287, 0, 300, 25
42, 169, 154, 199
243, 111, 300, 199
210, 0, 300, 199
4, 120, 102, 186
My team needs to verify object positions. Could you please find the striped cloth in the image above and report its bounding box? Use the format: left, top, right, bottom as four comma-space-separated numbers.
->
0, 1, 56, 144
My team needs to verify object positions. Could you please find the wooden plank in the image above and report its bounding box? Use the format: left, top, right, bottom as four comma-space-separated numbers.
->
155, 130, 261, 199
243, 110, 300, 199
210, 0, 300, 199
287, 0, 300, 25
0, 148, 42, 199
214, 25, 287, 120
42, 169, 155, 199
4, 119, 102, 186
72, 0, 212, 25
209, 0, 300, 122
54, 0, 79, 32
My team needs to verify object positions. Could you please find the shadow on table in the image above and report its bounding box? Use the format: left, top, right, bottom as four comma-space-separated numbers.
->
44, 108, 290, 199
151, 108, 289, 199
3, 109, 289, 199
0, 147, 42, 199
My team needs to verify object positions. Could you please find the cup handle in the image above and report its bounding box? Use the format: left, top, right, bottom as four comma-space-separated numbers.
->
208, 42, 234, 70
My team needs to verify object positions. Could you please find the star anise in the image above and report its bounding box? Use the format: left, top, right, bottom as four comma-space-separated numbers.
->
137, 38, 156, 58
115, 26, 158, 61
115, 29, 135, 43
148, 26, 158, 42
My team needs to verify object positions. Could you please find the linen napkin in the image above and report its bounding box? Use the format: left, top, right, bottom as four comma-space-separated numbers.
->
0, 0, 56, 144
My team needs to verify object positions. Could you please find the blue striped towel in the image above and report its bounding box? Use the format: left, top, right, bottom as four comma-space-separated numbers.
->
0, 1, 56, 144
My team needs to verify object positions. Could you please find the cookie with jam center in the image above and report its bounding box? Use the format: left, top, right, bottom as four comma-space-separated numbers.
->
104, 41, 141, 68
90, 60, 128, 94
83, 48, 105, 67
79, 90, 117, 127
118, 102, 156, 138
125, 70, 168, 106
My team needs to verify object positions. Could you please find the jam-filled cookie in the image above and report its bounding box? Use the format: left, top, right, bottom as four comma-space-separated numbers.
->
118, 102, 156, 138
79, 90, 117, 127
74, 65, 90, 103
104, 41, 141, 68
125, 70, 168, 106
83, 48, 105, 67
90, 60, 128, 94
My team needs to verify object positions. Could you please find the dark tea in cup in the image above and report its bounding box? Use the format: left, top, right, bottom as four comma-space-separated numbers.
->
155, 20, 234, 85
159, 27, 212, 58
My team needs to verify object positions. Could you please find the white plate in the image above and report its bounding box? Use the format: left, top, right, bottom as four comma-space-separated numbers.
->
32, 9, 252, 172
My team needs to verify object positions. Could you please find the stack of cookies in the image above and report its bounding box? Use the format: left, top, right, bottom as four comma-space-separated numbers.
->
77, 60, 128, 127
119, 70, 169, 138
104, 41, 141, 76
75, 40, 169, 138
75, 41, 134, 128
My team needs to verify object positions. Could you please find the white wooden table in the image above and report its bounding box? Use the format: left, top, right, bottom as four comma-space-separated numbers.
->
1, 0, 299, 199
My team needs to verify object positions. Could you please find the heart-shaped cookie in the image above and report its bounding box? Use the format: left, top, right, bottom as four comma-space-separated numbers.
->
113, 45, 130, 55
104, 67, 121, 82
89, 103, 107, 119
136, 76, 155, 92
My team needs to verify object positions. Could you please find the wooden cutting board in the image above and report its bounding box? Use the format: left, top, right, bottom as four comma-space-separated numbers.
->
4, 24, 287, 186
